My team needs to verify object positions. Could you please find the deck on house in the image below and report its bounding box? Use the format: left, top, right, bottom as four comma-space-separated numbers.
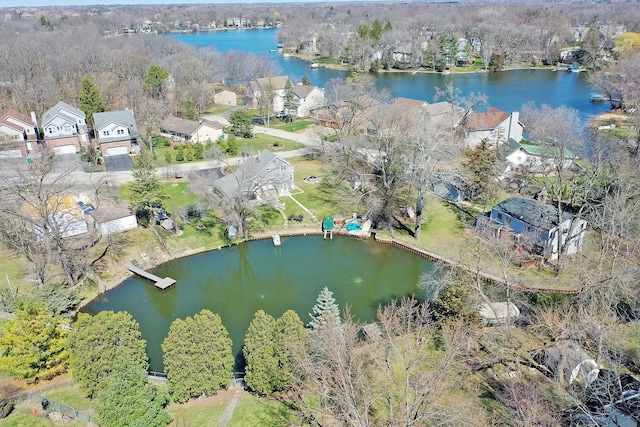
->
125, 263, 176, 289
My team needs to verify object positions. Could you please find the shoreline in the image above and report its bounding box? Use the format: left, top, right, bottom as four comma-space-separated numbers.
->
83, 222, 580, 311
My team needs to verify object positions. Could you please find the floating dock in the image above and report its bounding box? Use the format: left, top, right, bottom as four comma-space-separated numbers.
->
272, 234, 281, 246
125, 263, 176, 290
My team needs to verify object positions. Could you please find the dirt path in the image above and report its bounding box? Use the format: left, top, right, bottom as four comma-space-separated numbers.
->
218, 388, 244, 427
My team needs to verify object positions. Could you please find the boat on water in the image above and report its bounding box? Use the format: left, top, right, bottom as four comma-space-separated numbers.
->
590, 93, 608, 102
282, 53, 291, 58
272, 234, 281, 246
309, 63, 321, 68
269, 48, 277, 53
567, 65, 581, 73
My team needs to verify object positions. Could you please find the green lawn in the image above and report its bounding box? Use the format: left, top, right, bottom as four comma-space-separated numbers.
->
42, 387, 93, 413
237, 134, 304, 154
268, 120, 315, 133
227, 393, 296, 427
0, 406, 87, 427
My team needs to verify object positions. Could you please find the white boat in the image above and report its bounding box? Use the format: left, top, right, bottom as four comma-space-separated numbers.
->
283, 53, 291, 58
590, 93, 608, 102
309, 63, 320, 68
272, 234, 281, 246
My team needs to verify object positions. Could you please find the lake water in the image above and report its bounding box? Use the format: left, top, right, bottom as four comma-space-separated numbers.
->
168, 28, 608, 122
84, 236, 436, 371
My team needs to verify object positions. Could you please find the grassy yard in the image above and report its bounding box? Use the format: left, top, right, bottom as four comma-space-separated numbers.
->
168, 393, 230, 427
268, 120, 315, 133
227, 392, 296, 426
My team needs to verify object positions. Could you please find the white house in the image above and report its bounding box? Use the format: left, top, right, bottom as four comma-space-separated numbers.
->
160, 116, 224, 144
291, 84, 325, 118
91, 204, 137, 236
477, 196, 587, 260
213, 150, 294, 200
504, 142, 577, 175
462, 108, 524, 148
93, 109, 139, 157
41, 101, 88, 154
0, 109, 38, 157
247, 75, 290, 113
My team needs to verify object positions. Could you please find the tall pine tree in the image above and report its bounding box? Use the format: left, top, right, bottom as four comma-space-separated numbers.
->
129, 148, 167, 224
78, 77, 105, 129
243, 310, 279, 395
308, 287, 341, 331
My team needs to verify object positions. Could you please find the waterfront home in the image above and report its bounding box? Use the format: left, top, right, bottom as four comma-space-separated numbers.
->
41, 101, 89, 154
247, 75, 291, 114
213, 150, 294, 200
477, 196, 587, 260
93, 109, 139, 157
312, 95, 379, 133
91, 203, 137, 236
0, 109, 38, 158
461, 108, 524, 149
160, 116, 224, 144
24, 194, 89, 239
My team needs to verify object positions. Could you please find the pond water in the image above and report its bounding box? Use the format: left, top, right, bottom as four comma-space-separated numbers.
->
84, 235, 436, 371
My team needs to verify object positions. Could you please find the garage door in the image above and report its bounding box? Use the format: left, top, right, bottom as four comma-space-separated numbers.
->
107, 146, 129, 156
53, 145, 77, 155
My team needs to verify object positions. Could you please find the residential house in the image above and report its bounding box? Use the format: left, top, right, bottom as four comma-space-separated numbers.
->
160, 116, 224, 144
93, 109, 139, 157
0, 109, 38, 158
422, 101, 465, 129
41, 101, 88, 154
392, 42, 426, 66
247, 75, 291, 113
477, 196, 587, 260
91, 203, 137, 236
312, 95, 379, 132
290, 84, 325, 118
213, 89, 237, 107
213, 150, 294, 200
462, 108, 524, 148
504, 141, 577, 176
24, 194, 89, 239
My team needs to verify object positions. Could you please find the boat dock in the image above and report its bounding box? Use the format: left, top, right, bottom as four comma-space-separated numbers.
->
124, 263, 176, 290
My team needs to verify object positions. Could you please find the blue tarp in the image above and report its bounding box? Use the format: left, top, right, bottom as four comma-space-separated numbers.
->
347, 222, 362, 231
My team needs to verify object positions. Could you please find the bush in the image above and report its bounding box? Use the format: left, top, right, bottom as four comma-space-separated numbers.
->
164, 150, 172, 163
0, 399, 14, 419
175, 147, 185, 162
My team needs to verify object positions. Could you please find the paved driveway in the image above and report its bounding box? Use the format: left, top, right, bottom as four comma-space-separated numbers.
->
104, 154, 133, 172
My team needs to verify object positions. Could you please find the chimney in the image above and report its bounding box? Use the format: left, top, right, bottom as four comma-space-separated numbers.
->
257, 150, 261, 162
30, 111, 38, 126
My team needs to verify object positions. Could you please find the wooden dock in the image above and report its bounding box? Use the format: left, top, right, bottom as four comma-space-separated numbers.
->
125, 263, 176, 290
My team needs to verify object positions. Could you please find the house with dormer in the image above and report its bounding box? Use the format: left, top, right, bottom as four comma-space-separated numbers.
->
41, 101, 88, 154
93, 109, 139, 157
461, 108, 524, 149
477, 196, 586, 260
0, 109, 38, 158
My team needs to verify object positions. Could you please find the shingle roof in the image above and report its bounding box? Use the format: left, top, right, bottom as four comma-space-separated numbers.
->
249, 75, 290, 92
519, 143, 576, 159
1, 109, 35, 129
93, 109, 139, 142
392, 97, 427, 113
213, 150, 282, 196
494, 196, 573, 231
464, 108, 510, 131
160, 116, 200, 135
292, 85, 317, 98
42, 101, 85, 126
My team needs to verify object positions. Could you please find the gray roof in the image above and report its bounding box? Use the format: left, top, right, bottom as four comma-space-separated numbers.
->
494, 196, 573, 231
42, 101, 86, 126
93, 109, 139, 143
249, 75, 290, 93
213, 150, 281, 196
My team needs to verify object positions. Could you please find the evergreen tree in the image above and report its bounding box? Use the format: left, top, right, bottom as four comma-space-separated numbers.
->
228, 110, 254, 138
181, 100, 198, 121
128, 148, 167, 223
283, 78, 296, 116
243, 310, 279, 395
308, 287, 341, 331
274, 310, 308, 390
143, 64, 170, 99
301, 73, 312, 86
461, 138, 500, 209
0, 301, 68, 383
162, 310, 234, 403
78, 77, 105, 128
95, 363, 171, 427
68, 311, 148, 398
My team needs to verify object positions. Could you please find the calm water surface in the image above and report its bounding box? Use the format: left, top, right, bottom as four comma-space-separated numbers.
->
167, 28, 608, 121
85, 236, 436, 371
